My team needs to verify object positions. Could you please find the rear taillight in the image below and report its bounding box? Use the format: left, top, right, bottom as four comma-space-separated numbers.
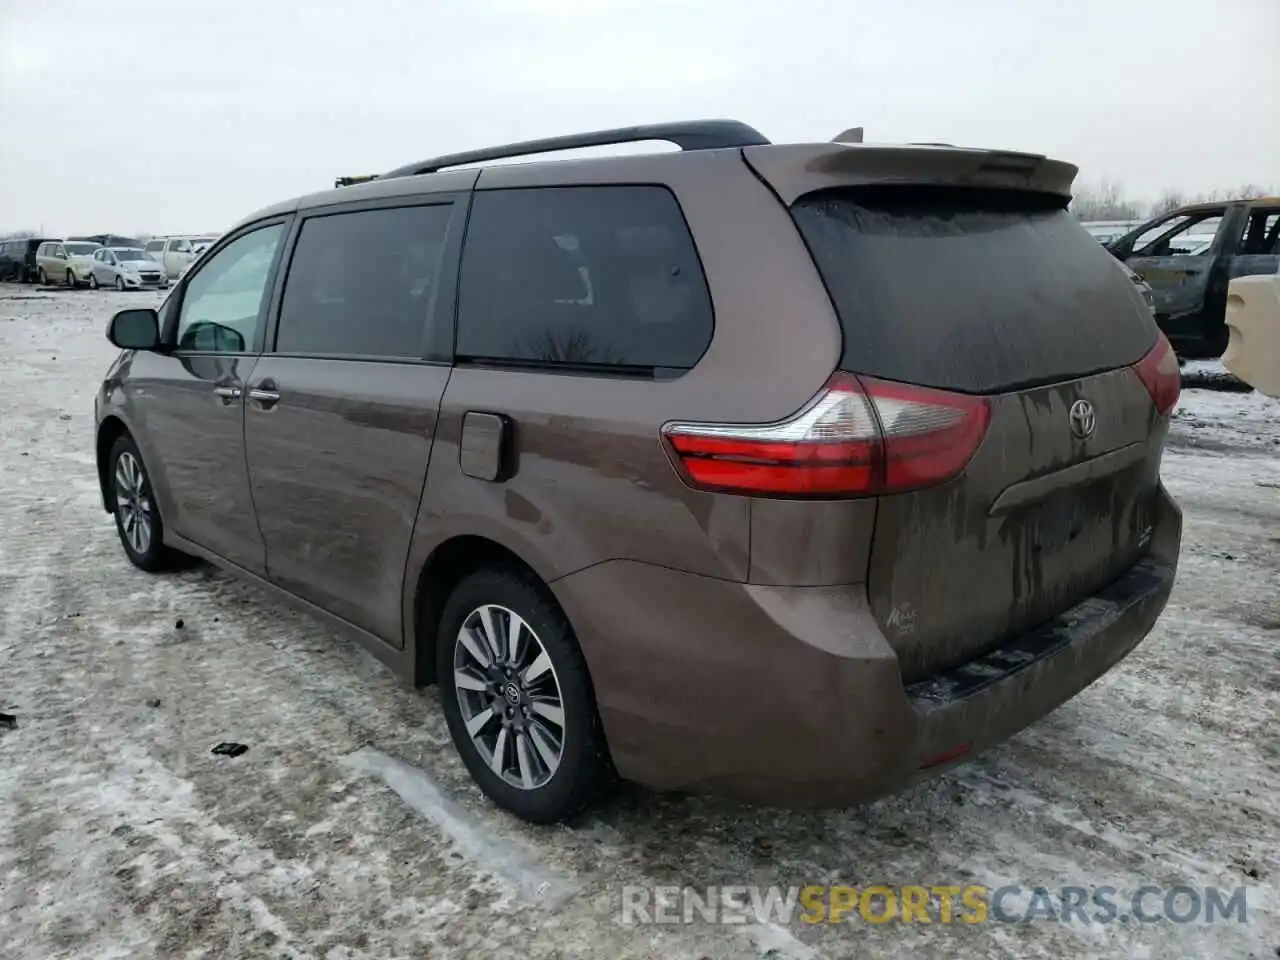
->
1133, 335, 1180, 416
662, 374, 991, 498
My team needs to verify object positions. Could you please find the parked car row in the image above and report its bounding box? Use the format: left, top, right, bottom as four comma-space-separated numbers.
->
1, 232, 223, 289
21, 240, 170, 290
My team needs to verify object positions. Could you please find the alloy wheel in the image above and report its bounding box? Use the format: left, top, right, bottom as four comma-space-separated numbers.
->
115, 275, 125, 291
453, 604, 566, 790
114, 451, 153, 555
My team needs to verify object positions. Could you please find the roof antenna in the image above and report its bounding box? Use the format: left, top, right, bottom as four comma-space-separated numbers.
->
832, 127, 864, 144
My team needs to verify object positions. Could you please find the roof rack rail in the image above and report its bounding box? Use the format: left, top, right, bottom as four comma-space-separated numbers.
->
335, 174, 379, 188
378, 119, 770, 180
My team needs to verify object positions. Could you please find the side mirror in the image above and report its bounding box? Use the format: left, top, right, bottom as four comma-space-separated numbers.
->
107, 308, 161, 351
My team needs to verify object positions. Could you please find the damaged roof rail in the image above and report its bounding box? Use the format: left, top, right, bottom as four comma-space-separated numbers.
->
377, 119, 771, 180
335, 175, 379, 188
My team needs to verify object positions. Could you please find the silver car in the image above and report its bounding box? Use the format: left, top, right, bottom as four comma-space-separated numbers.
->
89, 247, 170, 291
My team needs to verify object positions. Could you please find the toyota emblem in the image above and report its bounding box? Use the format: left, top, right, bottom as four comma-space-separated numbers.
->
1068, 399, 1096, 440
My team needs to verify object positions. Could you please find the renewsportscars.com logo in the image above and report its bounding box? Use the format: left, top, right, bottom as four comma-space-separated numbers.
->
620, 884, 1250, 926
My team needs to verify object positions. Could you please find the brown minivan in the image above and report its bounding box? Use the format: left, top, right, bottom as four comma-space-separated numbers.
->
94, 120, 1183, 823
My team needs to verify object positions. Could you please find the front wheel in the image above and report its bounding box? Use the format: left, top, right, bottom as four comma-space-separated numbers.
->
437, 567, 612, 823
115, 275, 125, 292
89, 273, 99, 289
108, 435, 176, 572
38, 268, 47, 285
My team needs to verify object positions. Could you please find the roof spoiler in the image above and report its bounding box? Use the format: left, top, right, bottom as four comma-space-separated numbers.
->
744, 143, 1077, 205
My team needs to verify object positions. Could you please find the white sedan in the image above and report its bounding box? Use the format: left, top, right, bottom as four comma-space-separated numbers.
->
89, 247, 170, 291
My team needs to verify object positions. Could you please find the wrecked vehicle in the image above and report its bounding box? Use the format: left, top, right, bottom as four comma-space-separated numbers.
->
1107, 197, 1280, 359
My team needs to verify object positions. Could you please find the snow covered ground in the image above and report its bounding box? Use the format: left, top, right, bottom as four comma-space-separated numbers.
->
1, 287, 1277, 960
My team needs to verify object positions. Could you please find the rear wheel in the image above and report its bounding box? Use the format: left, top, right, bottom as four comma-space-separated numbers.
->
436, 567, 612, 823
108, 435, 176, 572
38, 268, 47, 285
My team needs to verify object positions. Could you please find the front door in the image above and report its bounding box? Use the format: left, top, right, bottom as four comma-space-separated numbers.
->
244, 198, 462, 644
127, 220, 290, 573
1121, 205, 1239, 355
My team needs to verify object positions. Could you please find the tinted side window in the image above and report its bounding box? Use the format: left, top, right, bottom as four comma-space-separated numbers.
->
456, 186, 713, 375
275, 204, 452, 358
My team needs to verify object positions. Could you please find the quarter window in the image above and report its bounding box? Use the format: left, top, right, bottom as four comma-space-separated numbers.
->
456, 186, 713, 376
175, 223, 285, 353
274, 204, 453, 358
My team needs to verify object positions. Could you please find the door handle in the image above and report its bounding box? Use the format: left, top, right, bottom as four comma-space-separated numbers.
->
213, 385, 242, 404
248, 388, 281, 408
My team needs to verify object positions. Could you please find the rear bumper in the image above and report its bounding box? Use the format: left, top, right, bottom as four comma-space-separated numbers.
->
552, 486, 1180, 808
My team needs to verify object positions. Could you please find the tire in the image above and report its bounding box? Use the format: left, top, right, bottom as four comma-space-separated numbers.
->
66, 269, 78, 289
38, 268, 47, 286
108, 434, 176, 572
115, 275, 125, 292
437, 566, 612, 823
89, 273, 99, 290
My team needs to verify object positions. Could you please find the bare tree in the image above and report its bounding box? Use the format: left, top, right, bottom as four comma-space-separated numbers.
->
524, 328, 623, 366
1071, 179, 1143, 221
1149, 183, 1276, 216
1148, 189, 1187, 217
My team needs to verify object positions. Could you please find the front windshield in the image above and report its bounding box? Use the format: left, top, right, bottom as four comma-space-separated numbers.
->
114, 249, 149, 261
65, 243, 100, 256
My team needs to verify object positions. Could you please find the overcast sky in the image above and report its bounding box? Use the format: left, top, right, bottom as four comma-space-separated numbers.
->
2, 0, 1277, 236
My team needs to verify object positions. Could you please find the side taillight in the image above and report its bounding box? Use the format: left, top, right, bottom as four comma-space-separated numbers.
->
662, 373, 991, 498
1133, 334, 1180, 416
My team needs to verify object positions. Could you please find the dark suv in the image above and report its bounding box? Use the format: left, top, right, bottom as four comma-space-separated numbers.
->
0, 237, 54, 283
94, 120, 1182, 823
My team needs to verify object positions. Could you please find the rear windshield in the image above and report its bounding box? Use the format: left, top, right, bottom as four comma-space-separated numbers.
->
791, 187, 1158, 393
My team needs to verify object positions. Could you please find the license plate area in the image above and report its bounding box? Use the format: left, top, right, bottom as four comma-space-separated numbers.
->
1031, 494, 1088, 554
